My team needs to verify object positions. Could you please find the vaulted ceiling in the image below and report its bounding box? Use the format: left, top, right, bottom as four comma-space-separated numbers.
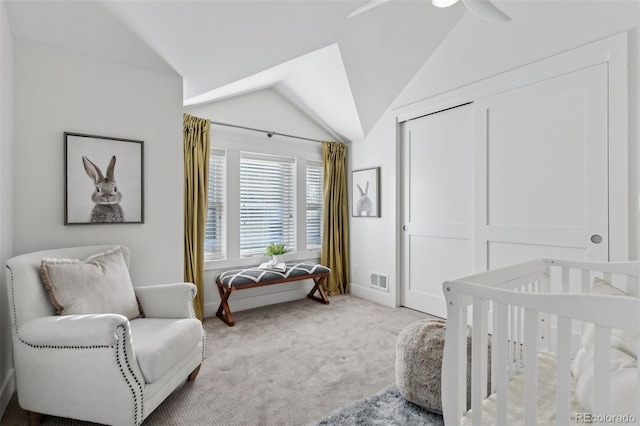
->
5, 0, 468, 141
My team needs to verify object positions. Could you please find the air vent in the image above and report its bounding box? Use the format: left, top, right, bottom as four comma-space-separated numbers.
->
370, 271, 389, 292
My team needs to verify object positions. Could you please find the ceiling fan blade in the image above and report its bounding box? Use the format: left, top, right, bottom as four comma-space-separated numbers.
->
347, 0, 395, 19
461, 0, 511, 22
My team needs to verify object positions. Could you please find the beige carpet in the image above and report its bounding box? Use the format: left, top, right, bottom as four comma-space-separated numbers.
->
2, 295, 432, 425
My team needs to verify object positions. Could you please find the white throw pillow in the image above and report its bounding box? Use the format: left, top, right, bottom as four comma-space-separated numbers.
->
572, 278, 638, 379
571, 277, 638, 417
40, 246, 140, 320
574, 347, 638, 417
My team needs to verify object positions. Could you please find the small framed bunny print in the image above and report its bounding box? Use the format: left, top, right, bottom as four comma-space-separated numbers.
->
64, 132, 144, 225
352, 167, 380, 217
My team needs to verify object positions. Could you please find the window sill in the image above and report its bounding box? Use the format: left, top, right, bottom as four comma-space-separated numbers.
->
205, 250, 321, 271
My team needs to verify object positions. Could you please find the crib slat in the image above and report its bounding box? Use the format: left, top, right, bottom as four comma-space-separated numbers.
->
495, 302, 509, 426
491, 301, 497, 393
524, 308, 538, 425
472, 297, 487, 426
509, 302, 518, 379
579, 269, 591, 358
637, 337, 640, 420
459, 306, 468, 418
515, 301, 522, 374
519, 304, 524, 371
593, 325, 611, 419
556, 316, 571, 426
442, 289, 463, 424
538, 277, 550, 353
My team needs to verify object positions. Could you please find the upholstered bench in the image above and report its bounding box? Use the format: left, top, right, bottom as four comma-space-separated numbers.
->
215, 262, 331, 326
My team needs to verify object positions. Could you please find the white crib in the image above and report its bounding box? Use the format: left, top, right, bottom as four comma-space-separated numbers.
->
441, 258, 640, 425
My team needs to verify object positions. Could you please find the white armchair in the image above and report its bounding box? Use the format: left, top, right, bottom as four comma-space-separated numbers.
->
5, 245, 207, 425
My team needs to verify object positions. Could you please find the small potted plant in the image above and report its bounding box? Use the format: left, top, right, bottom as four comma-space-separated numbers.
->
265, 243, 291, 264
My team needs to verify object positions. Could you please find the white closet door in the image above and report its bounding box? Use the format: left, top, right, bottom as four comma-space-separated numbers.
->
474, 63, 609, 270
401, 104, 473, 318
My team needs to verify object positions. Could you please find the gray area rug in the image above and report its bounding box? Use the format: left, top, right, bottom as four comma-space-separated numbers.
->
312, 385, 444, 426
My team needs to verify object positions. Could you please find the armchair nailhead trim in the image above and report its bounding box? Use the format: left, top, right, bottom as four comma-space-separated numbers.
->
115, 324, 144, 425
189, 286, 197, 319
21, 343, 111, 349
202, 330, 208, 360
190, 285, 208, 362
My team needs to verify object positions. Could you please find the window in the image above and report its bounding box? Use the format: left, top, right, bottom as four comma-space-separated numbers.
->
306, 163, 323, 250
239, 154, 295, 257
204, 142, 323, 264
205, 150, 225, 260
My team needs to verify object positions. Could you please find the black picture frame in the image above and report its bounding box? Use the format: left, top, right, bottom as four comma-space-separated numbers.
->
65, 132, 144, 225
352, 167, 380, 217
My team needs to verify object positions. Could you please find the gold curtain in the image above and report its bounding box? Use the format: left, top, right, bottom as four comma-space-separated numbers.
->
321, 141, 350, 295
183, 113, 210, 321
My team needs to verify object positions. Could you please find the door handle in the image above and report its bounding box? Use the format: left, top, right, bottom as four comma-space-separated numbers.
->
590, 234, 603, 244
402, 226, 408, 231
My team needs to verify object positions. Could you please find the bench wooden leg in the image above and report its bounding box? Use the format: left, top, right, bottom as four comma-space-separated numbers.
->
307, 276, 330, 304
216, 284, 235, 326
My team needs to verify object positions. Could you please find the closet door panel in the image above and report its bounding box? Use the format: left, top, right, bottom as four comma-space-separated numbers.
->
487, 86, 587, 228
401, 104, 473, 317
475, 63, 609, 269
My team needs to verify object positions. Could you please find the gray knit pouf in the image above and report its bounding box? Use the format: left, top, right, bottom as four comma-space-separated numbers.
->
395, 319, 491, 414
395, 318, 449, 413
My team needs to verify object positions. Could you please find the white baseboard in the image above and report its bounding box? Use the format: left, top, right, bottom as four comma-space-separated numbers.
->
0, 369, 14, 418
204, 283, 314, 319
350, 283, 394, 307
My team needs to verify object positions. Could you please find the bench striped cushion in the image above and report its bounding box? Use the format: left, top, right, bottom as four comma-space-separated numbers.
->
216, 262, 330, 287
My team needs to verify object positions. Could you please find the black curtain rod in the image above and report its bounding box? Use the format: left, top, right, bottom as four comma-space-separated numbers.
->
210, 120, 324, 143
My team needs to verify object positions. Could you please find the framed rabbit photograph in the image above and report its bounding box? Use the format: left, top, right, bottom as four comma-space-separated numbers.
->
64, 132, 144, 225
352, 167, 380, 217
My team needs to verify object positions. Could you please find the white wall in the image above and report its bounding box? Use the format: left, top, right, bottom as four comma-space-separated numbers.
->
188, 88, 336, 143
185, 89, 335, 318
0, 0, 14, 415
12, 39, 184, 286
349, 0, 640, 307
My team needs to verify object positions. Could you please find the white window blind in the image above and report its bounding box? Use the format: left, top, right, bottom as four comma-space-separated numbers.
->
205, 150, 225, 260
240, 154, 295, 257
306, 162, 323, 250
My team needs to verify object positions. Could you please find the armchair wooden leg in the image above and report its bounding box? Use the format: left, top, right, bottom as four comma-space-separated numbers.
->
27, 411, 42, 426
188, 364, 201, 381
